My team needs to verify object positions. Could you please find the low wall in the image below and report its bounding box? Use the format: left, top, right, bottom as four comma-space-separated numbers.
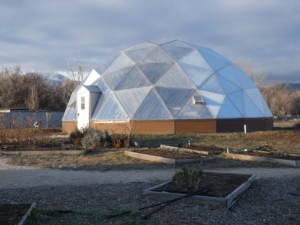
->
0, 111, 63, 129
62, 117, 273, 134
62, 121, 77, 133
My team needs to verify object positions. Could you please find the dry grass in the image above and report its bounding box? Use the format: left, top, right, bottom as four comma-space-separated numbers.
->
273, 120, 299, 128
135, 126, 300, 155
5, 150, 170, 170
190, 130, 300, 154
0, 128, 62, 146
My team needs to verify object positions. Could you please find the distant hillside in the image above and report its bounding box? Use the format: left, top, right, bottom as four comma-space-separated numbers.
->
286, 83, 300, 90
39, 73, 69, 84
266, 82, 300, 91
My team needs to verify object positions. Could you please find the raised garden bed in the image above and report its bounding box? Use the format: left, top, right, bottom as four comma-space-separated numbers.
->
0, 203, 35, 225
0, 143, 81, 151
0, 150, 84, 155
160, 144, 224, 155
144, 172, 255, 208
222, 151, 300, 167
125, 148, 206, 164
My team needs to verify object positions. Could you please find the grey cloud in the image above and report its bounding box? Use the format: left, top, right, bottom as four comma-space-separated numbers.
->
0, 0, 299, 82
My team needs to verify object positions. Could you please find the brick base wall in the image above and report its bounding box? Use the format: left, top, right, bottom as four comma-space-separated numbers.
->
63, 118, 273, 134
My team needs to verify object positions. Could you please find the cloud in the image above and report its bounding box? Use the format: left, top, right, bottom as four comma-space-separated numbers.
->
0, 0, 299, 82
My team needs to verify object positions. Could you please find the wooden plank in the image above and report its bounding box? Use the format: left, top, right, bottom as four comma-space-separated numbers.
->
17, 202, 36, 225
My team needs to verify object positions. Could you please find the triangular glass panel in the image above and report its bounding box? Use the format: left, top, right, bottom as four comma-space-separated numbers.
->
180, 63, 213, 86
156, 64, 196, 89
245, 89, 272, 117
198, 47, 231, 71
145, 47, 174, 63
227, 90, 245, 116
115, 87, 151, 118
126, 46, 173, 64
62, 106, 77, 121
155, 87, 194, 116
217, 97, 242, 118
199, 74, 225, 94
102, 66, 133, 90
179, 50, 212, 70
125, 46, 155, 63
115, 66, 151, 90
197, 90, 224, 118
138, 63, 173, 83
217, 75, 242, 94
93, 92, 128, 120
92, 78, 109, 94
134, 89, 172, 119
177, 99, 212, 119
244, 93, 264, 117
161, 40, 195, 49
198, 90, 225, 104
206, 105, 221, 118
218, 65, 256, 89
161, 45, 194, 60
84, 70, 101, 86
104, 53, 135, 74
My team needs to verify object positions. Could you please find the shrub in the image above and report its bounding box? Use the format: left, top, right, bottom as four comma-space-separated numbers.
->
81, 128, 102, 149
172, 168, 203, 193
69, 129, 85, 145
102, 130, 112, 147
111, 134, 130, 148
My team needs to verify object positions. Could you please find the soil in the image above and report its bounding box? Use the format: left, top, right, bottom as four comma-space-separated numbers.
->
154, 172, 250, 197
0, 204, 31, 225
133, 149, 205, 159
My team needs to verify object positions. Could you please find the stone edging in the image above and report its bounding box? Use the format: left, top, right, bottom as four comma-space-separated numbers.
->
143, 174, 256, 209
124, 150, 203, 164
160, 144, 210, 155
222, 152, 300, 167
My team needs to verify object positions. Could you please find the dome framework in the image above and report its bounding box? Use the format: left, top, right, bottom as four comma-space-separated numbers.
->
62, 40, 273, 134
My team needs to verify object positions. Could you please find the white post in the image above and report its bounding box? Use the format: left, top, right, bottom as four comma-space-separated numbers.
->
243, 124, 247, 134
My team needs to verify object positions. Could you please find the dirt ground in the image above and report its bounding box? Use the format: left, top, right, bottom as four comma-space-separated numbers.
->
135, 121, 300, 155
2, 150, 173, 171
133, 149, 205, 159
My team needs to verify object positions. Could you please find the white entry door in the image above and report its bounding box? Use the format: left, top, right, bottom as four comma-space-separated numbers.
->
77, 94, 89, 130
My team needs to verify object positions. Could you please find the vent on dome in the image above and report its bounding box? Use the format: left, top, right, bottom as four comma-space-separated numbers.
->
192, 94, 205, 105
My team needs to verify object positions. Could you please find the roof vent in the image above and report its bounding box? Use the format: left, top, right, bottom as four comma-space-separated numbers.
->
192, 95, 205, 105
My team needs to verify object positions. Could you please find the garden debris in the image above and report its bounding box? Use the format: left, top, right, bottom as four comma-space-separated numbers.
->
104, 188, 208, 220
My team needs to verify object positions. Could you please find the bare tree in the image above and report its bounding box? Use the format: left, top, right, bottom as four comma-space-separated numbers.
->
66, 59, 85, 83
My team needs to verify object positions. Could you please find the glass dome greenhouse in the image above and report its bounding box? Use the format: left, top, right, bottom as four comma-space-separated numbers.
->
62, 40, 273, 134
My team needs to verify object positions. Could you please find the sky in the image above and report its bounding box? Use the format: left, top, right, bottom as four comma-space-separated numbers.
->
1, 0, 300, 83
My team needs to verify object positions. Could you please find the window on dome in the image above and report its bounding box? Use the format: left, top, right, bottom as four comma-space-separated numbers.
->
192, 95, 205, 105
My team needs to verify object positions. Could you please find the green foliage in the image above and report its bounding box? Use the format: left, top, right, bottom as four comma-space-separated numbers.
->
81, 128, 102, 149
172, 168, 203, 193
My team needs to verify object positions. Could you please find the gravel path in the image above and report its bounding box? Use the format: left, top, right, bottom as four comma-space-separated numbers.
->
0, 177, 300, 225
1, 157, 300, 224
1, 155, 300, 190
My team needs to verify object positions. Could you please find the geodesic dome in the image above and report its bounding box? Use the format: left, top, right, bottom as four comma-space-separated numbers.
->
62, 40, 272, 133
